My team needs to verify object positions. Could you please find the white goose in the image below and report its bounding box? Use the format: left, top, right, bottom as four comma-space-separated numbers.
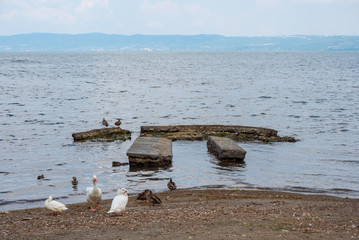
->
45, 196, 68, 216
86, 175, 102, 211
107, 188, 128, 216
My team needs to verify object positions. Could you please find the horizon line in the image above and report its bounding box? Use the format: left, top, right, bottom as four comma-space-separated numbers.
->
2, 32, 359, 38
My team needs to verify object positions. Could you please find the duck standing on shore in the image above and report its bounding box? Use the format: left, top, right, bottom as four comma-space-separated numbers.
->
45, 196, 68, 216
107, 188, 128, 216
114, 119, 122, 128
137, 189, 162, 206
167, 178, 177, 190
86, 175, 102, 211
137, 189, 151, 204
148, 191, 162, 206
102, 118, 109, 127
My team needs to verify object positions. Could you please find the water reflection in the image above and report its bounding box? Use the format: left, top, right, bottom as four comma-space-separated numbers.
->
129, 165, 173, 172
210, 159, 246, 171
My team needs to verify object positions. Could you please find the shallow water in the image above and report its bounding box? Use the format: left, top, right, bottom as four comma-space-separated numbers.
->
1, 52, 359, 212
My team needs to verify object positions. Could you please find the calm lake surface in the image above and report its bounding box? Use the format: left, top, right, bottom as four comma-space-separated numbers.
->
1, 52, 358, 212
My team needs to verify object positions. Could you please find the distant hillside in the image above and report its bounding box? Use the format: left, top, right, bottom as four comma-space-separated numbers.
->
0, 33, 358, 52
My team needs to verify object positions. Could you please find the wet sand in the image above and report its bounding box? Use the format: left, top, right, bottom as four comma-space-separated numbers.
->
1, 189, 359, 240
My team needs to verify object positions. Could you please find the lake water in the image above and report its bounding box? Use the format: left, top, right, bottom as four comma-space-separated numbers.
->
1, 52, 359, 212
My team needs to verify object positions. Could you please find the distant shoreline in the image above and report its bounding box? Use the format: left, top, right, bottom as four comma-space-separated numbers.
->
1, 33, 359, 52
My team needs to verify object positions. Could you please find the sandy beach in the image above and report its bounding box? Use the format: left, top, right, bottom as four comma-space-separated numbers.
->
1, 189, 358, 240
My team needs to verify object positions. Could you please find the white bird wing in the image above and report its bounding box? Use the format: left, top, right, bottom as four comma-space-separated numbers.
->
86, 186, 93, 194
108, 195, 128, 213
46, 200, 68, 212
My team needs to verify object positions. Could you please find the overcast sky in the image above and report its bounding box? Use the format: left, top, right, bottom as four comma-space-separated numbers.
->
0, 0, 358, 36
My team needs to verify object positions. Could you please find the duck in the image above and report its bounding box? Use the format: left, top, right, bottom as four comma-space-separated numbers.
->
102, 118, 109, 127
37, 174, 44, 180
86, 175, 102, 211
72, 176, 78, 186
137, 189, 152, 204
167, 178, 177, 190
107, 188, 128, 216
45, 196, 68, 216
114, 119, 122, 128
148, 191, 162, 206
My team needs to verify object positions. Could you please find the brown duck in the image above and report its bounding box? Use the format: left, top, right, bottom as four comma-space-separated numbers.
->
167, 178, 177, 190
72, 176, 78, 186
114, 119, 122, 128
137, 189, 162, 206
148, 191, 162, 206
102, 118, 109, 127
137, 189, 151, 204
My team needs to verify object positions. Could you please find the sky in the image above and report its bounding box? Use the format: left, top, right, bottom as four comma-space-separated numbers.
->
0, 0, 359, 36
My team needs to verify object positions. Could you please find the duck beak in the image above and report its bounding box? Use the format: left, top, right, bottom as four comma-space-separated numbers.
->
94, 178, 97, 182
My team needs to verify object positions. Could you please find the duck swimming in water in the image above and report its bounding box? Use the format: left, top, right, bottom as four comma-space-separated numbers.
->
167, 178, 177, 190
72, 177, 78, 186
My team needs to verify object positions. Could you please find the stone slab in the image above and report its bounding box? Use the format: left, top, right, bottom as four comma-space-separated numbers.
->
126, 137, 173, 167
140, 125, 297, 142
207, 136, 247, 161
72, 127, 131, 142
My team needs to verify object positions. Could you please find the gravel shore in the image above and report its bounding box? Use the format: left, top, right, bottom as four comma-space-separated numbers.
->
1, 189, 359, 239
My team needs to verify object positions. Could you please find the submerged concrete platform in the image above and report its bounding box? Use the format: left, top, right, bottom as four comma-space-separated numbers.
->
141, 125, 297, 142
126, 137, 173, 167
207, 136, 247, 162
72, 127, 131, 142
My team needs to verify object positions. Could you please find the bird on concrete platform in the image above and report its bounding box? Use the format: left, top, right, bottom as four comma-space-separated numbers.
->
114, 119, 122, 128
167, 178, 177, 190
102, 118, 109, 127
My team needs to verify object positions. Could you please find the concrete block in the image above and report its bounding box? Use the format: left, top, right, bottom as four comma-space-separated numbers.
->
207, 136, 246, 162
127, 137, 173, 167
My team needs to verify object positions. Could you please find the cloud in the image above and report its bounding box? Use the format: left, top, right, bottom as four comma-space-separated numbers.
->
1, 0, 359, 36
185, 4, 210, 15
76, 0, 109, 13
256, 0, 282, 7
27, 7, 75, 23
147, 21, 165, 28
138, 0, 212, 32
0, 2, 75, 23
256, 0, 359, 5
140, 0, 180, 17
